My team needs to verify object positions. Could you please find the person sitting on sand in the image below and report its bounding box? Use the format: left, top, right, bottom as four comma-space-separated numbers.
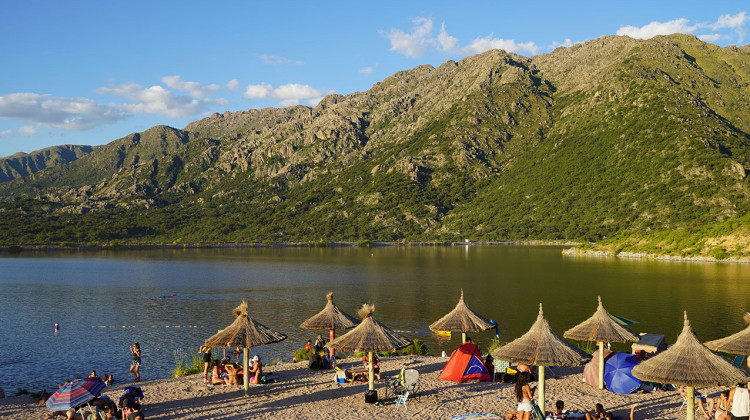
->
552, 400, 567, 419
305, 340, 313, 352
714, 390, 730, 420
225, 362, 245, 386
362, 353, 380, 379
126, 402, 144, 420
584, 403, 613, 420
515, 371, 533, 420
249, 355, 263, 384
680, 385, 714, 419
211, 360, 231, 386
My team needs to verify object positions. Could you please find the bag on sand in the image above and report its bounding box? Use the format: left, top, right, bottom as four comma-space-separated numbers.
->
364, 390, 378, 404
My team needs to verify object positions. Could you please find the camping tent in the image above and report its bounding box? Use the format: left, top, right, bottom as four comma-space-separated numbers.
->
439, 342, 492, 382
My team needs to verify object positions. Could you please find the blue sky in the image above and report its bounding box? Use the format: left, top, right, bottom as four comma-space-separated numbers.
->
0, 1, 748, 157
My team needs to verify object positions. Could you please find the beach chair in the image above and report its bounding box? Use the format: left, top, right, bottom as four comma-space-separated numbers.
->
494, 360, 510, 382
531, 401, 551, 419
394, 391, 409, 411
733, 355, 746, 369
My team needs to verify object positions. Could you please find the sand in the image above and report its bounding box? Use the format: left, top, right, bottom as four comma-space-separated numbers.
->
0, 355, 726, 419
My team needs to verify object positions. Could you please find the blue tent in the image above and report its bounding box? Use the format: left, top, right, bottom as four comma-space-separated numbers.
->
604, 352, 641, 394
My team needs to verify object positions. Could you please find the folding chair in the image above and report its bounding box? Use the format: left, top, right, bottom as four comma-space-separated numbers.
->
494, 360, 510, 382
395, 391, 409, 411
531, 400, 545, 420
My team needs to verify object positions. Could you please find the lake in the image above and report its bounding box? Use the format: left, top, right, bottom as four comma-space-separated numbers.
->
1, 245, 748, 395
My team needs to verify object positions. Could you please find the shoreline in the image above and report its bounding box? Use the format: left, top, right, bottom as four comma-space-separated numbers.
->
562, 247, 750, 264
0, 240, 580, 253
1, 355, 725, 419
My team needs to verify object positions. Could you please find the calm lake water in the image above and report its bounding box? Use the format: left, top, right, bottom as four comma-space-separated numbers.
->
1, 245, 748, 394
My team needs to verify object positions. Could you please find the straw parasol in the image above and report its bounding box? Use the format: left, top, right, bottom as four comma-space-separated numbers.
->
204, 301, 287, 395
493, 303, 591, 413
564, 296, 639, 389
632, 312, 749, 420
300, 292, 359, 360
704, 312, 750, 368
429, 289, 494, 343
326, 304, 412, 395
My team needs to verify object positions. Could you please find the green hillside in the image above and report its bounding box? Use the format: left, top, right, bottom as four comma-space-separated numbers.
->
1, 35, 749, 251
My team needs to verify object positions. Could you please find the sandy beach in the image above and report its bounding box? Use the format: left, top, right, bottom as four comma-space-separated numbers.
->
1, 355, 727, 419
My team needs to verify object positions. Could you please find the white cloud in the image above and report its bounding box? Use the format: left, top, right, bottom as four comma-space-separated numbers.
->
242, 83, 325, 100
307, 97, 324, 107
617, 13, 749, 44
359, 67, 374, 75
226, 79, 240, 92
385, 17, 434, 58
698, 33, 722, 43
550, 38, 576, 50
463, 35, 539, 56
617, 18, 698, 39
0, 129, 12, 137
97, 83, 219, 118
18, 126, 36, 136
0, 93, 127, 131
385, 18, 538, 57
437, 22, 458, 52
711, 12, 748, 30
279, 99, 300, 107
259, 54, 303, 66
161, 75, 220, 98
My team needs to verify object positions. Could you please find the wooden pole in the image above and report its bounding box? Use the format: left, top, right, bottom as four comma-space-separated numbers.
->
538, 365, 546, 413
687, 386, 695, 420
368, 351, 375, 391
243, 348, 249, 396
596, 341, 604, 389
462, 332, 467, 343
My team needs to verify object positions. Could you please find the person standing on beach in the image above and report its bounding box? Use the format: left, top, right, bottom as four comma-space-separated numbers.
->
199, 345, 212, 383
728, 382, 750, 420
515, 371, 533, 420
129, 342, 141, 382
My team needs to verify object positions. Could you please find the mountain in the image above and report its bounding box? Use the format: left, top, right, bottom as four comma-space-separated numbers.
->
1, 34, 749, 251
0, 144, 94, 183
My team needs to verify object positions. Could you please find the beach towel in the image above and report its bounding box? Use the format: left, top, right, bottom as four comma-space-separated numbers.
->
450, 414, 503, 419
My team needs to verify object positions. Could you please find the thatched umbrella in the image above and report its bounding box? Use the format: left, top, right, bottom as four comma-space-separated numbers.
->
326, 304, 412, 397
300, 292, 359, 360
204, 301, 287, 395
704, 312, 750, 368
429, 289, 494, 343
493, 303, 591, 412
564, 296, 639, 389
632, 312, 749, 420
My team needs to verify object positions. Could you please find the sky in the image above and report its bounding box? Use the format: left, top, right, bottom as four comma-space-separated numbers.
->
0, 1, 748, 158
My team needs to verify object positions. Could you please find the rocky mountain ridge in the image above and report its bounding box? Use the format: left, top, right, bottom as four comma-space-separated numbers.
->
1, 34, 749, 248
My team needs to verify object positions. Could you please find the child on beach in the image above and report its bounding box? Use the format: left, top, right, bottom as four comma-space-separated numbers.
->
199, 345, 212, 383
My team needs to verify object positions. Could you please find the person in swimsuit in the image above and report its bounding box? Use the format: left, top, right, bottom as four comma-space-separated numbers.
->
129, 342, 141, 382
515, 371, 533, 420
249, 355, 263, 384
199, 345, 212, 383
680, 386, 714, 419
714, 390, 730, 420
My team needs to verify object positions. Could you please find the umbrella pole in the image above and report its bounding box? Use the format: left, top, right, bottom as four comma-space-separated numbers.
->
243, 347, 249, 396
462, 332, 466, 343
596, 341, 604, 389
368, 351, 375, 391
538, 365, 546, 413
687, 386, 695, 420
